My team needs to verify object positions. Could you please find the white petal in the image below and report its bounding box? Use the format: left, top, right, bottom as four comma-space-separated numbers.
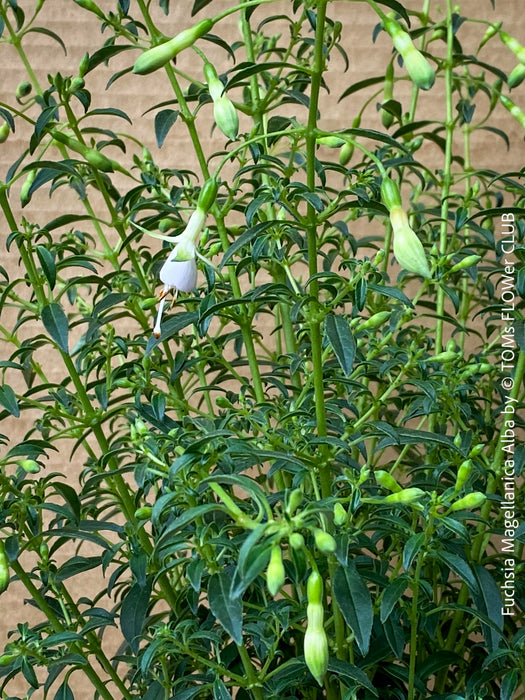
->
159, 258, 198, 292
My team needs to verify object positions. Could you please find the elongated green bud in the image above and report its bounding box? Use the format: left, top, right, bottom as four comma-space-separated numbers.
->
51, 130, 116, 172
500, 31, 525, 64
304, 572, 328, 686
499, 94, 525, 129
508, 64, 525, 89
20, 169, 37, 207
213, 95, 239, 140
383, 18, 435, 90
133, 19, 214, 75
381, 175, 403, 210
0, 122, 9, 144
314, 528, 336, 555
358, 311, 391, 331
339, 141, 354, 166
383, 487, 425, 504
390, 206, 431, 278
197, 177, 218, 212
449, 254, 481, 274
333, 502, 347, 526
267, 544, 286, 596
450, 491, 486, 511
203, 61, 224, 101
479, 22, 501, 50
0, 652, 18, 666
454, 459, 472, 492
286, 488, 303, 516
381, 61, 394, 128
307, 570, 323, 604
317, 135, 346, 148
429, 350, 458, 363
375, 469, 402, 493
0, 541, 9, 594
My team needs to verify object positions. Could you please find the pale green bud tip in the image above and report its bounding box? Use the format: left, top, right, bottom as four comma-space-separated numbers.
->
508, 64, 525, 89
289, 532, 304, 550
213, 96, 239, 140
304, 623, 329, 686
17, 459, 40, 474
16, 81, 32, 99
375, 469, 402, 493
383, 487, 425, 504
307, 571, 323, 604
390, 207, 431, 279
402, 45, 435, 90
314, 528, 336, 555
0, 122, 10, 143
333, 502, 347, 526
450, 491, 486, 511
267, 545, 286, 596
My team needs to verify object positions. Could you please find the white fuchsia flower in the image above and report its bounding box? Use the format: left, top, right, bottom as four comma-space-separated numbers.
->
389, 206, 431, 279
153, 207, 207, 337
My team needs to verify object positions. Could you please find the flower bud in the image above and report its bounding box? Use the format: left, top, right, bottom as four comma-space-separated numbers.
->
383, 18, 435, 90
357, 310, 391, 331
499, 94, 525, 129
479, 22, 501, 50
454, 459, 472, 491
213, 95, 239, 140
203, 61, 225, 101
381, 175, 402, 210
79, 52, 90, 78
429, 350, 458, 363
70, 77, 85, 93
317, 135, 346, 148
267, 544, 286, 596
20, 169, 37, 207
339, 141, 354, 165
289, 532, 304, 550
508, 64, 525, 89
197, 177, 219, 212
134, 506, 153, 520
304, 572, 328, 685
449, 254, 481, 274
381, 62, 395, 128
17, 459, 40, 474
314, 528, 336, 555
333, 502, 347, 526
16, 81, 32, 100
500, 31, 525, 64
286, 488, 303, 516
51, 130, 116, 172
0, 122, 10, 144
450, 491, 486, 511
389, 206, 431, 279
383, 487, 425, 504
375, 469, 402, 493
133, 19, 214, 75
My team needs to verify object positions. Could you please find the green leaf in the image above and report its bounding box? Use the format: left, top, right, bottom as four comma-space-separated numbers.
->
472, 565, 504, 652
27, 26, 67, 54
56, 556, 101, 583
208, 573, 243, 644
120, 582, 151, 654
36, 245, 56, 289
0, 385, 19, 417
325, 313, 356, 376
403, 533, 425, 571
433, 550, 480, 598
155, 109, 179, 148
339, 75, 386, 102
41, 303, 69, 353
192, 0, 216, 14
380, 576, 408, 622
213, 678, 233, 700
327, 659, 377, 695
501, 670, 519, 700
85, 107, 132, 124
333, 562, 373, 656
53, 680, 74, 700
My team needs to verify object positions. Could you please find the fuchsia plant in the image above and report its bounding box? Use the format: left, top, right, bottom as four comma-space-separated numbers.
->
0, 0, 524, 699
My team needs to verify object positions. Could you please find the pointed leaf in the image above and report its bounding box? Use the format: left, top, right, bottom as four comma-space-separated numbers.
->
155, 109, 179, 148
325, 313, 356, 376
208, 573, 243, 644
0, 385, 20, 417
41, 303, 69, 353
333, 562, 373, 656
120, 582, 151, 654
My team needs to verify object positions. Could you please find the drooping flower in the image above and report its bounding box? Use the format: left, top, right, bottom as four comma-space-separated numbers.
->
390, 206, 431, 279
153, 207, 207, 337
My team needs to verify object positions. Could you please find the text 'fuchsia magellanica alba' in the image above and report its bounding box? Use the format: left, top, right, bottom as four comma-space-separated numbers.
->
148, 178, 218, 338
381, 175, 432, 279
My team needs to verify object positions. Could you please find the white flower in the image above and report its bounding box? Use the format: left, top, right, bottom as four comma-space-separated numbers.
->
390, 206, 431, 279
152, 207, 207, 337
